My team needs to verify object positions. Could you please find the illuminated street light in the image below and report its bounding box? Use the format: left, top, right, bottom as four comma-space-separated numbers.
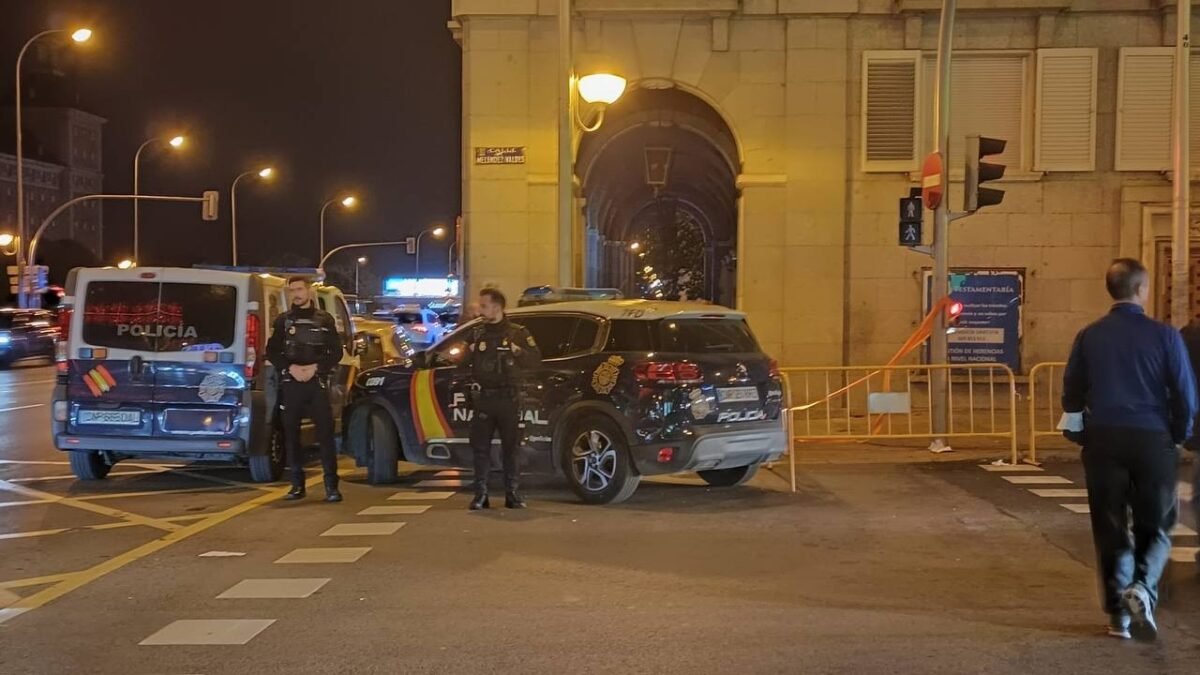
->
415, 225, 448, 276
134, 134, 189, 263
0, 233, 14, 248
355, 256, 369, 296
231, 166, 276, 265
320, 194, 360, 261
14, 26, 95, 307
577, 73, 626, 105
629, 241, 641, 252
116, 259, 135, 270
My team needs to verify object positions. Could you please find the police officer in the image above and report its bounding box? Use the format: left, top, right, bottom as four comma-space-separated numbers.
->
1061, 258, 1198, 641
461, 287, 541, 510
266, 276, 345, 502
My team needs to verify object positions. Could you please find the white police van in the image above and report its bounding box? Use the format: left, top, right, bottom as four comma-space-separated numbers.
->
52, 266, 362, 482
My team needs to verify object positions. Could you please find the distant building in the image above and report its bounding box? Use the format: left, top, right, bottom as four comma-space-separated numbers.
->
0, 42, 105, 259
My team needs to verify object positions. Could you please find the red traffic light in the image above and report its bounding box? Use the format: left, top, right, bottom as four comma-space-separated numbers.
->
947, 300, 964, 318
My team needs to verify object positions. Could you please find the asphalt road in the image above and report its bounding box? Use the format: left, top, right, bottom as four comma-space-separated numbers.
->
1, 365, 1198, 674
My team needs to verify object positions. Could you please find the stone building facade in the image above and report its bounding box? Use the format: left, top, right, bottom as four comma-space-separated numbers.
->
452, 0, 1196, 369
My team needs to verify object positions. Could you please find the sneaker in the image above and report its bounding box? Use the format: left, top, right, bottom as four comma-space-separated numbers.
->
1121, 586, 1158, 642
1107, 612, 1131, 640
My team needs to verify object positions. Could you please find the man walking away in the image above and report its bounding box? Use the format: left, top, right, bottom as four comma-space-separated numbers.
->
1061, 258, 1198, 641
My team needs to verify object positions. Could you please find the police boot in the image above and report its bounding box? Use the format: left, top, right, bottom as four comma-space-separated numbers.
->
324, 477, 343, 503
504, 490, 527, 509
469, 489, 490, 511
284, 484, 306, 501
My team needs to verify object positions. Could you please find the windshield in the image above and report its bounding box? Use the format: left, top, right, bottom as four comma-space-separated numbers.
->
657, 318, 760, 354
81, 281, 238, 352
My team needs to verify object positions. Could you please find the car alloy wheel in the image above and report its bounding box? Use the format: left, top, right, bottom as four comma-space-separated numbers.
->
570, 429, 618, 493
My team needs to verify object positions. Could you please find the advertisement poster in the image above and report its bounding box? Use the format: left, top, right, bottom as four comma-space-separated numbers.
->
923, 268, 1024, 372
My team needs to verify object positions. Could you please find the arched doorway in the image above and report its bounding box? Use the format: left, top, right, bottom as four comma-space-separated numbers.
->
577, 86, 740, 306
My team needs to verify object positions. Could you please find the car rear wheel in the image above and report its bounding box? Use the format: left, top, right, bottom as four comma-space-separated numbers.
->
248, 427, 285, 483
68, 451, 111, 480
561, 415, 639, 505
365, 409, 400, 485
697, 463, 760, 487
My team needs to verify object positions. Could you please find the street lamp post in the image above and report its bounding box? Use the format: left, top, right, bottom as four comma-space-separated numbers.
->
230, 167, 273, 266
414, 226, 446, 276
355, 256, 368, 297
133, 135, 185, 263
319, 195, 358, 262
14, 27, 91, 307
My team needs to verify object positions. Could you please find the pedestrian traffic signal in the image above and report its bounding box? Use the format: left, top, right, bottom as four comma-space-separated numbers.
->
964, 135, 1005, 212
946, 300, 964, 333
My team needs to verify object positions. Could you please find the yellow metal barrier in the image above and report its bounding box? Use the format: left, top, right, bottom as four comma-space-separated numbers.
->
1026, 361, 1067, 465
779, 363, 1020, 466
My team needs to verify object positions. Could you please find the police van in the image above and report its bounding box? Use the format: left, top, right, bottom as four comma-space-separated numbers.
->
344, 300, 786, 504
52, 266, 363, 482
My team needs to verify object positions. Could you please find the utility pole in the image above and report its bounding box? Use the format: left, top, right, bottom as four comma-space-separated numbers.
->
930, 0, 957, 436
557, 0, 574, 286
1172, 0, 1192, 327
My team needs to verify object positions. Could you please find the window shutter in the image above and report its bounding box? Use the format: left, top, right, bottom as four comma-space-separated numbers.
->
1035, 48, 1097, 172
861, 51, 920, 172
920, 53, 1027, 173
1116, 47, 1173, 171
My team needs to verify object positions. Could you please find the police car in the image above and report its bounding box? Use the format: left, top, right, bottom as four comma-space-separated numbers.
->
343, 300, 786, 504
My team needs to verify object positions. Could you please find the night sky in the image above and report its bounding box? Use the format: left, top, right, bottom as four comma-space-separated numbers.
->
1, 0, 461, 285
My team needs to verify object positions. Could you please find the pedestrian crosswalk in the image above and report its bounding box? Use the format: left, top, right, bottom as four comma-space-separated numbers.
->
137, 466, 470, 647
981, 462, 1199, 565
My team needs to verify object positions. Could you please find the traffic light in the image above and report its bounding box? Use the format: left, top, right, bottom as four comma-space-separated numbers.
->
964, 135, 1005, 212
201, 190, 220, 221
945, 299, 964, 334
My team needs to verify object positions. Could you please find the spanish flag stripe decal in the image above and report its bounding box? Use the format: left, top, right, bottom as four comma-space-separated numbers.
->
95, 365, 116, 387
88, 370, 111, 393
410, 370, 451, 444
82, 374, 102, 397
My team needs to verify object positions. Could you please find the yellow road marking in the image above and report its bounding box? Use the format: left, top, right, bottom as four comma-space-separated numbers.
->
0, 499, 53, 509
79, 486, 249, 501
0, 475, 322, 626
0, 514, 213, 541
0, 527, 70, 540
0, 479, 181, 532
0, 572, 79, 591
8, 469, 169, 483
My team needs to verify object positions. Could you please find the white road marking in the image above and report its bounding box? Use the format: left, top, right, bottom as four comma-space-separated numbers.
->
1002, 475, 1073, 485
389, 491, 455, 500
1171, 523, 1197, 537
1028, 489, 1088, 498
0, 460, 70, 466
1060, 503, 1090, 514
217, 578, 330, 599
357, 505, 431, 516
1169, 547, 1199, 563
415, 479, 472, 488
320, 522, 406, 537
140, 619, 275, 646
275, 547, 371, 564
0, 528, 70, 541
980, 464, 1044, 472
0, 404, 43, 413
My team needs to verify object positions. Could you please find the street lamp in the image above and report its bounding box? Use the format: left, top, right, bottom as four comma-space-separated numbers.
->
355, 256, 368, 297
133, 134, 187, 263
629, 241, 641, 252
414, 226, 447, 276
14, 26, 93, 307
319, 194, 358, 262
116, 259, 135, 270
230, 166, 274, 266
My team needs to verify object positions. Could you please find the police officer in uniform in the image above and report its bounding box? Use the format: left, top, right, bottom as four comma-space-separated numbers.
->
462, 287, 541, 510
266, 276, 345, 502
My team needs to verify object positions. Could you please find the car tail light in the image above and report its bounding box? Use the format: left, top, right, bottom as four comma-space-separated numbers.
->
634, 361, 703, 384
245, 313, 261, 378
53, 401, 69, 422
57, 307, 72, 339
410, 324, 428, 333
55, 340, 69, 374
657, 448, 674, 463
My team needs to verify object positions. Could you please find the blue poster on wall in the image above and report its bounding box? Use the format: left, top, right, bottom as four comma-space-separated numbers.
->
923, 269, 1024, 372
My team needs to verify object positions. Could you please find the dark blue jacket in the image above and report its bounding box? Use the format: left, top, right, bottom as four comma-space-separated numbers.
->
1062, 303, 1198, 443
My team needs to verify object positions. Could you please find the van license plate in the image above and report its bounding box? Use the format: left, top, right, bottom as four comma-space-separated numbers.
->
78, 410, 141, 426
717, 387, 760, 403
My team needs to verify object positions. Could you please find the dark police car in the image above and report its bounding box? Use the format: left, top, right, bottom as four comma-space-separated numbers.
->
343, 300, 786, 504
0, 308, 58, 368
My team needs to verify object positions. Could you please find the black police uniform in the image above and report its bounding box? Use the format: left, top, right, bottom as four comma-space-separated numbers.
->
265, 303, 344, 501
462, 317, 541, 509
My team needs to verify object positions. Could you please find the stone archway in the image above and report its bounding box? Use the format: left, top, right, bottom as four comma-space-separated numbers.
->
576, 85, 740, 306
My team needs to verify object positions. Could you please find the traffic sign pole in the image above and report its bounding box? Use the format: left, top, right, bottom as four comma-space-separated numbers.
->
930, 0, 957, 440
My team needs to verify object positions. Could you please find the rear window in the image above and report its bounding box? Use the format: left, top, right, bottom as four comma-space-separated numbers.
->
604, 320, 654, 352
396, 313, 424, 324
81, 281, 238, 352
658, 319, 759, 353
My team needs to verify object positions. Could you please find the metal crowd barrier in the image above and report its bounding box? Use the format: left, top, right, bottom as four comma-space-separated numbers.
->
1026, 361, 1067, 465
778, 363, 1020, 467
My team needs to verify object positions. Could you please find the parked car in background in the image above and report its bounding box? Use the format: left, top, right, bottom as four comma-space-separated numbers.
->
353, 316, 417, 368
0, 308, 58, 368
388, 305, 447, 348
